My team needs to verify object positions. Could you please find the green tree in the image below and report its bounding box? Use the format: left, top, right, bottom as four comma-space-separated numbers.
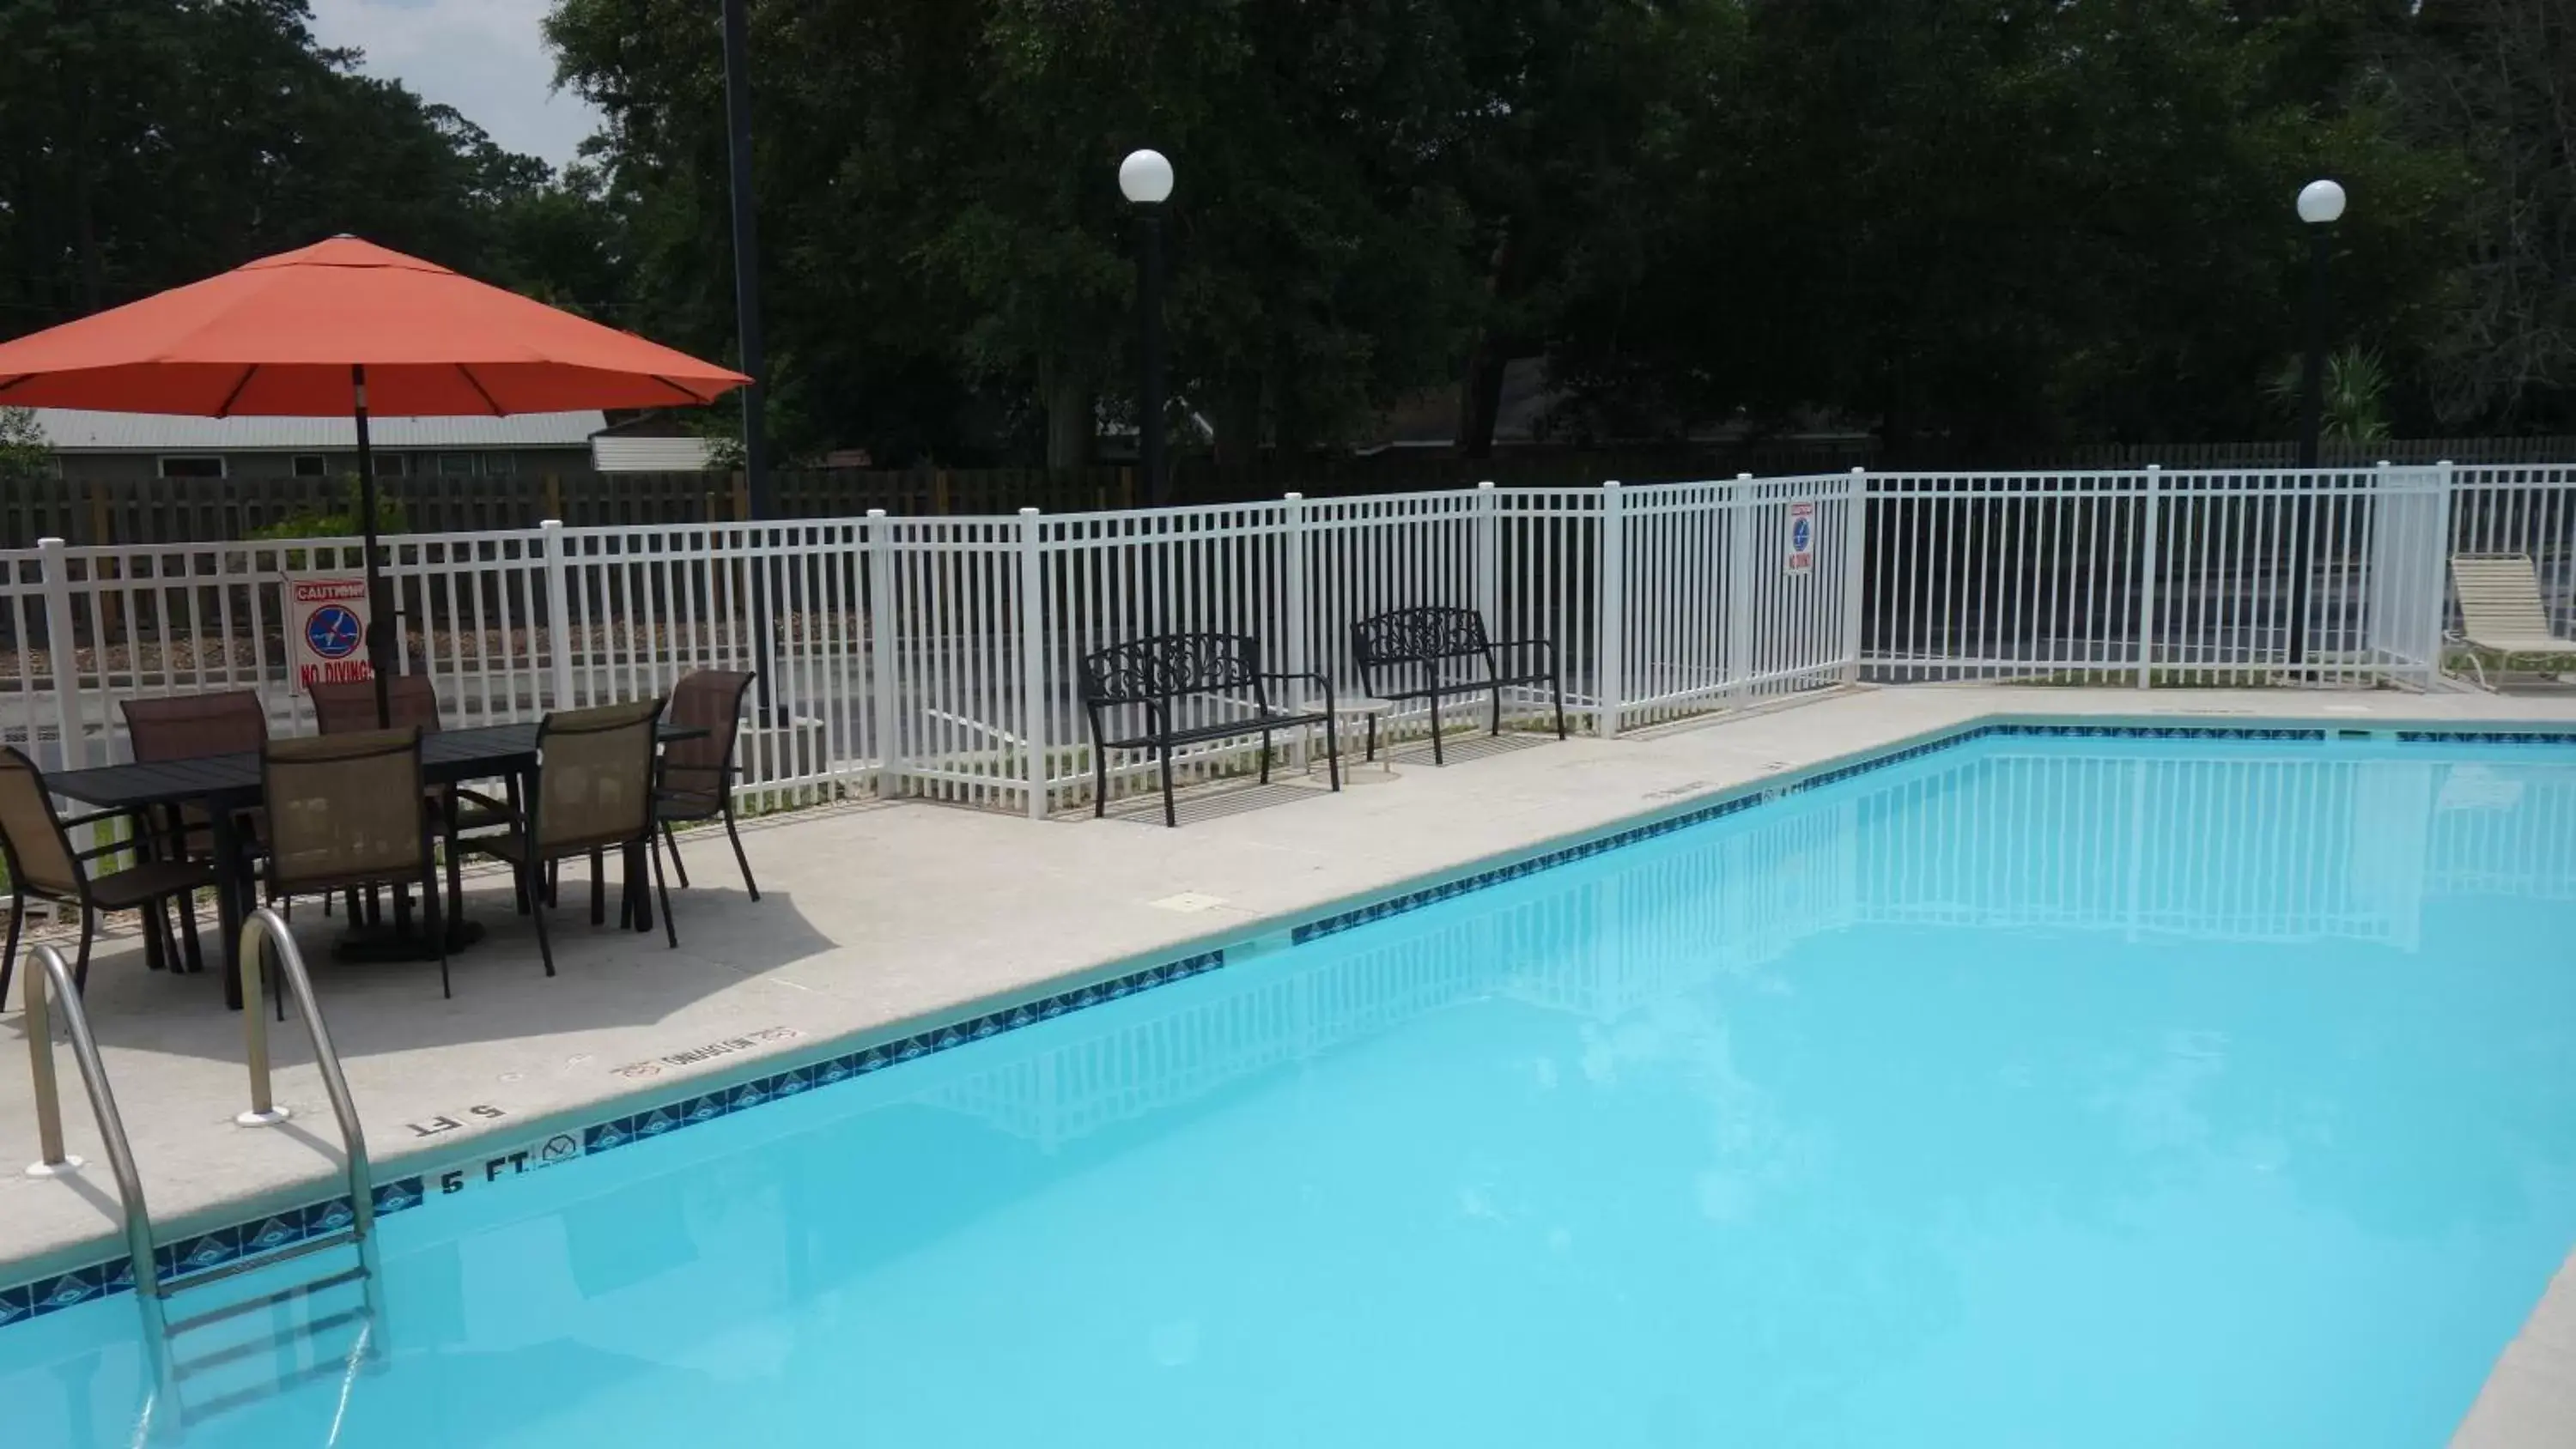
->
2268, 345, 2397, 444
0, 407, 48, 478
541, 0, 2508, 469
548, 0, 1495, 466
1552, 0, 2459, 453
2374, 0, 2576, 430
0, 0, 571, 341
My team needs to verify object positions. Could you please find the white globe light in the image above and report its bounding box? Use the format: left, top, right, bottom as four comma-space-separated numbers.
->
1119, 149, 1175, 205
2297, 179, 2346, 225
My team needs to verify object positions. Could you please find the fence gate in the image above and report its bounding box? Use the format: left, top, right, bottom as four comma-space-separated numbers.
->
2363, 464, 2451, 688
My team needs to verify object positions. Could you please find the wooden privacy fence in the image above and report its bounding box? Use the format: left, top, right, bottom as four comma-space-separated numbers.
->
14, 435, 2576, 547
1, 468, 1147, 549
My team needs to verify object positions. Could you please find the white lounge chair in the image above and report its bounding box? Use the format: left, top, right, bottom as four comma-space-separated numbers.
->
2451, 553, 2576, 687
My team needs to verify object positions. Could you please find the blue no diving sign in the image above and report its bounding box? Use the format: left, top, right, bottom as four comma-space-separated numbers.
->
1785, 501, 1817, 573
306, 603, 362, 660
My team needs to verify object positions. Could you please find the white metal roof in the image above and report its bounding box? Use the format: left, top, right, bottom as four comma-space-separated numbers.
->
25, 408, 606, 452
592, 434, 719, 474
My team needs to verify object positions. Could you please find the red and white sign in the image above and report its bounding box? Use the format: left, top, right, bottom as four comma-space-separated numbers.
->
288, 576, 374, 691
1784, 501, 1817, 573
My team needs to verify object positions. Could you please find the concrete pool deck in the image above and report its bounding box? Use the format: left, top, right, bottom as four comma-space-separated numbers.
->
4, 682, 2575, 1443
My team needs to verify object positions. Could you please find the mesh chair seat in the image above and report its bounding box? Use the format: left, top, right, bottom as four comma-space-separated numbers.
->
471, 829, 595, 867
440, 788, 513, 832
655, 786, 725, 821
87, 858, 216, 912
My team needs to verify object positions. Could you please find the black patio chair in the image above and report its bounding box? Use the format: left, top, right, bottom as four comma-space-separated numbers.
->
0, 746, 211, 1008
263, 726, 451, 997
653, 669, 760, 900
465, 697, 675, 976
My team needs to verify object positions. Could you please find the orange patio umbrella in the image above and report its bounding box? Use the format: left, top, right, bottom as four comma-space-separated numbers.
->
0, 235, 748, 718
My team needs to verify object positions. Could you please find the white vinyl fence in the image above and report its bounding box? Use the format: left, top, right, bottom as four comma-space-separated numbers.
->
1857, 462, 2575, 688
0, 464, 2564, 822
0, 475, 1864, 819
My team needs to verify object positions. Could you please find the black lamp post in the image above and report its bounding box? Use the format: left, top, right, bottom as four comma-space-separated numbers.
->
720, 0, 769, 520
1120, 149, 1174, 507
2287, 177, 2344, 667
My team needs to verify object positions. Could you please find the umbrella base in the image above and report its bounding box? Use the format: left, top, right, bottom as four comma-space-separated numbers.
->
335, 917, 486, 963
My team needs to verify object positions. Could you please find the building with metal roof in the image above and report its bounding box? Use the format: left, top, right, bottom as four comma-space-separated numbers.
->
24, 407, 606, 487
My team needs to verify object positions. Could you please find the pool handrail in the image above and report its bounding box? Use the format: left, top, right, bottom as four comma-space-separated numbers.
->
235, 906, 378, 1240
22, 939, 164, 1316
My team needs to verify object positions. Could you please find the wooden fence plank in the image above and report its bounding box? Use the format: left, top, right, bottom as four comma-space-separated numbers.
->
17, 435, 2576, 545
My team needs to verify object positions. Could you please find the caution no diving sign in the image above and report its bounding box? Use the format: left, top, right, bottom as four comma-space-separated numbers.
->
288, 576, 373, 691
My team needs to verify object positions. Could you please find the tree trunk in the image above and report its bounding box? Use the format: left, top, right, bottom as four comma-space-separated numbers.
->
1212, 373, 1262, 466
1458, 343, 1512, 460
1456, 229, 1527, 459
71, 88, 102, 312
1039, 361, 1092, 470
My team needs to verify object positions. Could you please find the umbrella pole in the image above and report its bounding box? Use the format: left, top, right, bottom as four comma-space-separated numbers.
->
352, 363, 392, 728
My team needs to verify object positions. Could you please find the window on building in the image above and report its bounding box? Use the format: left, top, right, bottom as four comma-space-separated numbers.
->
157, 456, 226, 479
482, 451, 517, 477
438, 452, 479, 477
374, 453, 408, 477
292, 454, 329, 477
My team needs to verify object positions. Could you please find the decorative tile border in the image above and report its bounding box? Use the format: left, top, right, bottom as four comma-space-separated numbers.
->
2396, 729, 2576, 746
577, 948, 1225, 1160
0, 950, 1227, 1333
4, 718, 2566, 1334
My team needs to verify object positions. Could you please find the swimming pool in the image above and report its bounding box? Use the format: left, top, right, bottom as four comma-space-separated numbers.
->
5, 731, 2574, 1446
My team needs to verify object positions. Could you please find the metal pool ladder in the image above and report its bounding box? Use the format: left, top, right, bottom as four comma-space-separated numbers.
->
21, 907, 386, 1437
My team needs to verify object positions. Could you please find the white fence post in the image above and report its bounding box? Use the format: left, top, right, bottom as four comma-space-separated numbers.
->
37, 537, 83, 772
1474, 481, 1500, 629
1724, 474, 1755, 699
1018, 508, 1048, 820
1596, 481, 1625, 737
539, 518, 576, 709
2136, 465, 2161, 688
1841, 467, 1868, 682
1283, 493, 1311, 766
2427, 459, 2457, 688
866, 510, 903, 801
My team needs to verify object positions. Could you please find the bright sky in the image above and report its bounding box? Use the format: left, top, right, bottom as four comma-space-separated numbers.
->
307, 0, 604, 169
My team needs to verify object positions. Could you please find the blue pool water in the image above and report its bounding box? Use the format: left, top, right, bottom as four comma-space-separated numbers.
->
6, 736, 2576, 1446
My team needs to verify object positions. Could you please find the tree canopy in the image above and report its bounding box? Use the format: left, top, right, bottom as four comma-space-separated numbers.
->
544, 0, 2567, 464
0, 0, 598, 336
3, 0, 2569, 468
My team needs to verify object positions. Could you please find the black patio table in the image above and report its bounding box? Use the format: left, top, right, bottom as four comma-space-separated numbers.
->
47, 719, 707, 1009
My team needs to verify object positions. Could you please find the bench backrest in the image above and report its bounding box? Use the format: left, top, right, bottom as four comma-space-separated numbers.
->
1081, 633, 1266, 708
1353, 607, 1494, 673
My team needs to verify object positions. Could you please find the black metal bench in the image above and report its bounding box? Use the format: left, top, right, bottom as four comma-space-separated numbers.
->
1351, 606, 1566, 764
1079, 633, 1340, 828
